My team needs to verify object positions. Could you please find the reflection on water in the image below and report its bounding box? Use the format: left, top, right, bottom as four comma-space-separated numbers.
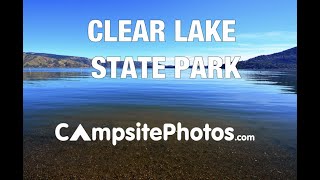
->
23, 68, 296, 122
245, 70, 296, 93
23, 70, 89, 80
24, 68, 296, 93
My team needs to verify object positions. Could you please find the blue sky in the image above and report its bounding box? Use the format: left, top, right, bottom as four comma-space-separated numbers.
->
24, 0, 296, 64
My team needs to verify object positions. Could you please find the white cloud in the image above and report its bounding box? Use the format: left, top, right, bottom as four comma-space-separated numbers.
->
236, 31, 297, 41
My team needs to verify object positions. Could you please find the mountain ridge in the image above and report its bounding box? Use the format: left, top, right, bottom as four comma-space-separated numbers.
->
23, 52, 153, 68
23, 47, 297, 69
236, 47, 296, 69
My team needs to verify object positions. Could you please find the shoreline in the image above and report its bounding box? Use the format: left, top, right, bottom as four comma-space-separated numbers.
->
24, 107, 296, 179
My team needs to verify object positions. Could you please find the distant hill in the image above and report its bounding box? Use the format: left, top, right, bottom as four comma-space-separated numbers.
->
23, 52, 92, 68
236, 47, 297, 69
24, 47, 297, 69
23, 52, 153, 68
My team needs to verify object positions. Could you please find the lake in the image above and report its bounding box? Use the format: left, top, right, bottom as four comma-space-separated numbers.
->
23, 68, 297, 179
